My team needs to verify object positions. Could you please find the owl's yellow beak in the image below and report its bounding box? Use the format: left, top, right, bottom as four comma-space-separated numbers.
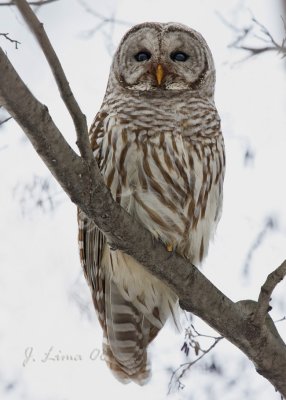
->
156, 64, 164, 85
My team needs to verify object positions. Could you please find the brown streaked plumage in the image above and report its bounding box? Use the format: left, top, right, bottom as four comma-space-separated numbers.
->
78, 22, 225, 385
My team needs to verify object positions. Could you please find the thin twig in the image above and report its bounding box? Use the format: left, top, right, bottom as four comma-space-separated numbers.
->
217, 11, 286, 59
0, 116, 12, 125
0, 33, 20, 48
14, 0, 93, 161
0, 0, 59, 5
253, 260, 286, 326
243, 217, 276, 277
275, 316, 286, 324
78, 0, 130, 27
168, 337, 223, 394
78, 0, 131, 56
190, 324, 222, 340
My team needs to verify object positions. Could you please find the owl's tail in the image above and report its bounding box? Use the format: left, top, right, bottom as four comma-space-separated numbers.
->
103, 278, 159, 385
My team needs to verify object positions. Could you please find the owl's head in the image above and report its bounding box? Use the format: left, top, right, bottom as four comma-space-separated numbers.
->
110, 22, 215, 98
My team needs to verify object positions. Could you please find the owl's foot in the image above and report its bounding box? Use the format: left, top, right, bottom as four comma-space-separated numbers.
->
166, 243, 173, 252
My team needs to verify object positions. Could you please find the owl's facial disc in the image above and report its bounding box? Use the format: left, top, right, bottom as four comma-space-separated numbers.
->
114, 23, 213, 93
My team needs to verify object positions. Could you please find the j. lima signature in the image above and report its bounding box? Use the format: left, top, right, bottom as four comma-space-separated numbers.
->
22, 346, 104, 367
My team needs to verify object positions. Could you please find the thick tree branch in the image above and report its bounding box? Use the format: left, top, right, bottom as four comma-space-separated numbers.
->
1, 8, 286, 397
14, 0, 93, 161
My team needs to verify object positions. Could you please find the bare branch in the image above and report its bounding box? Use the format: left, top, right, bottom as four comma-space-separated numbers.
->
253, 260, 286, 325
180, 324, 222, 358
243, 217, 277, 276
275, 316, 286, 324
0, 33, 20, 48
13, 175, 63, 215
14, 0, 93, 161
190, 324, 222, 340
0, 0, 59, 6
0, 116, 12, 125
78, 0, 130, 28
78, 0, 131, 56
168, 334, 223, 394
0, 106, 12, 125
218, 11, 286, 59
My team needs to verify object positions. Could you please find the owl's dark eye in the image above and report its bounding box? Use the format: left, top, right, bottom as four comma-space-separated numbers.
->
170, 51, 189, 62
134, 51, 151, 62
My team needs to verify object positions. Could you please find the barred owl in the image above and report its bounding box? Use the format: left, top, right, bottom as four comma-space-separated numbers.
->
78, 22, 225, 384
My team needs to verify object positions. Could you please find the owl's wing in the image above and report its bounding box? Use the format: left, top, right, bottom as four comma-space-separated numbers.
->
78, 209, 107, 330
77, 111, 108, 329
78, 210, 158, 384
78, 111, 161, 384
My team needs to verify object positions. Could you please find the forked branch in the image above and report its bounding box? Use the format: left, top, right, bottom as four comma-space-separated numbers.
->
217, 12, 286, 60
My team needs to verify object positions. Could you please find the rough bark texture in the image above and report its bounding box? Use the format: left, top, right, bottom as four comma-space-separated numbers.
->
1, 38, 286, 397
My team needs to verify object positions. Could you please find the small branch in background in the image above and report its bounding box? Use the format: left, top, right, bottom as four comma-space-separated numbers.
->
0, 33, 20, 49
0, 0, 59, 6
0, 106, 12, 126
0, 116, 12, 125
168, 325, 223, 394
243, 217, 277, 276
13, 175, 63, 216
275, 316, 286, 324
78, 0, 131, 56
244, 147, 255, 167
253, 260, 286, 326
217, 11, 286, 60
78, 0, 130, 32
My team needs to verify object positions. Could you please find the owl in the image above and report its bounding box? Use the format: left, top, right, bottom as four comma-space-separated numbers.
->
78, 22, 225, 385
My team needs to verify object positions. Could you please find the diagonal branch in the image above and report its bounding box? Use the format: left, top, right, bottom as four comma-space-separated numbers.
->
14, 0, 93, 161
0, 116, 12, 125
0, 0, 59, 6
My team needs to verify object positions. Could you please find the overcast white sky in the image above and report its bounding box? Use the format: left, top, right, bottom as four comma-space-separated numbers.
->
0, 0, 286, 399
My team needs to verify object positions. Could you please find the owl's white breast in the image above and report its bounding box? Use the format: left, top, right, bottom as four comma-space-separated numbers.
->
98, 96, 223, 266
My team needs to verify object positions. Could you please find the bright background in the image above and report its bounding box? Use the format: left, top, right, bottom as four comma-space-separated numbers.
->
0, 0, 286, 399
